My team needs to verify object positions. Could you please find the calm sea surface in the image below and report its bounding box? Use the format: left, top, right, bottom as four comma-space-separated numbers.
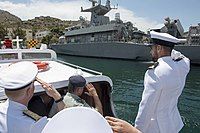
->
58, 55, 200, 133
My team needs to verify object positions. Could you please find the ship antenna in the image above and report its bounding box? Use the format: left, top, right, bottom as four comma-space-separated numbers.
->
106, 0, 111, 9
89, 0, 97, 7
111, 3, 118, 9
112, 0, 118, 9
98, 0, 101, 5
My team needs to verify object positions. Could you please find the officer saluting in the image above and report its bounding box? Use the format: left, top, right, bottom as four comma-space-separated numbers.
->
0, 61, 65, 133
134, 31, 190, 133
106, 31, 190, 133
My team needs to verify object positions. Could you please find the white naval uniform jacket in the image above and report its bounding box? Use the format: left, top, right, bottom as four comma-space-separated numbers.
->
0, 99, 49, 133
135, 54, 190, 133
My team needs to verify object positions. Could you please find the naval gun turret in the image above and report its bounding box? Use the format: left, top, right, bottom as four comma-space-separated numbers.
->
160, 17, 184, 38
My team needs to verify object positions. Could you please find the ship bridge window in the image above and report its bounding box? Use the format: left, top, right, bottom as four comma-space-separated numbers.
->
91, 34, 95, 42
22, 53, 51, 59
71, 38, 75, 43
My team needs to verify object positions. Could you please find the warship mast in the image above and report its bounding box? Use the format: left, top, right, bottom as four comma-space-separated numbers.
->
81, 0, 112, 26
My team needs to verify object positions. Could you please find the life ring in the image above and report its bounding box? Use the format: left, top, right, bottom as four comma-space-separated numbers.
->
33, 61, 49, 72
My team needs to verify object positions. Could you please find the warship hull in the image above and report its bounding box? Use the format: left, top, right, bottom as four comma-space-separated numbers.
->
51, 42, 151, 61
51, 42, 200, 65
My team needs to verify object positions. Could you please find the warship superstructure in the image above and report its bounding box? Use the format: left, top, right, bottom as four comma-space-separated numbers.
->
51, 0, 200, 65
51, 0, 151, 61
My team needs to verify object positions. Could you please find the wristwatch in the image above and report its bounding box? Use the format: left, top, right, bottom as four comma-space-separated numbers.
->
55, 97, 64, 103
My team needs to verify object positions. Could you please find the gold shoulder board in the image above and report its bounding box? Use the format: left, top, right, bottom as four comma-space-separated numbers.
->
148, 62, 159, 69
173, 57, 184, 62
23, 110, 42, 121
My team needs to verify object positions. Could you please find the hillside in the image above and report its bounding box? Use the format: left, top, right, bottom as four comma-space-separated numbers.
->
23, 16, 79, 31
0, 10, 81, 44
0, 9, 22, 27
0, 9, 78, 30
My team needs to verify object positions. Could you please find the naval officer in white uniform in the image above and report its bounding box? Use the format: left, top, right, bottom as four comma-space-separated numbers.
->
0, 61, 65, 133
106, 31, 190, 133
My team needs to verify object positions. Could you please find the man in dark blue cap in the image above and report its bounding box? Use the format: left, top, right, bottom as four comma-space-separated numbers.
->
49, 75, 103, 117
106, 31, 190, 133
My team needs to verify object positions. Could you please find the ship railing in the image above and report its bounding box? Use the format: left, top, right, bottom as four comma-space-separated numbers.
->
57, 60, 102, 75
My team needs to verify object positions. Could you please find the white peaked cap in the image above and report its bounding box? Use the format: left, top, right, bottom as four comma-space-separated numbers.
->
149, 31, 180, 47
150, 31, 180, 43
0, 61, 38, 90
42, 107, 113, 133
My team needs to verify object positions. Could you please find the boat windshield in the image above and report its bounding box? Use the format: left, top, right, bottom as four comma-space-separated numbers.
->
0, 53, 18, 61
22, 53, 52, 59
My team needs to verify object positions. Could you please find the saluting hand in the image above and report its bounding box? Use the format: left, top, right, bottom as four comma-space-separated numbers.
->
85, 83, 98, 97
35, 77, 61, 101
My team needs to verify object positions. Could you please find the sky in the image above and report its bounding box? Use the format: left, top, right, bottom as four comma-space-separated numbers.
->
0, 0, 199, 32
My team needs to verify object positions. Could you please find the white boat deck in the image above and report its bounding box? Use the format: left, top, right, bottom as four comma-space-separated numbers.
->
0, 48, 113, 100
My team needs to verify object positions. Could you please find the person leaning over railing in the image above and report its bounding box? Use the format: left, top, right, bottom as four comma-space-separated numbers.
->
49, 75, 103, 117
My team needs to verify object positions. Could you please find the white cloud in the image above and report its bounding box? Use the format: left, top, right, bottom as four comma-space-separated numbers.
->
0, 0, 90, 20
0, 0, 162, 31
107, 7, 162, 31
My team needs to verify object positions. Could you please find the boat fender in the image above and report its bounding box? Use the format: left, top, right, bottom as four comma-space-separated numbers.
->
33, 61, 50, 72
148, 62, 159, 69
33, 61, 42, 64
23, 110, 42, 121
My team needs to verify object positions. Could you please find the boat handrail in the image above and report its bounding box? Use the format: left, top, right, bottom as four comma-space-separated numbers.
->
57, 60, 102, 75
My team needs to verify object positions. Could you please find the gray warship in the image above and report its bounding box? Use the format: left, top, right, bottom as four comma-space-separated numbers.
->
51, 0, 151, 61
51, 0, 200, 65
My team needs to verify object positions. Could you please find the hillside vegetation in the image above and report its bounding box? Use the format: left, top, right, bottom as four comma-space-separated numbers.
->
0, 10, 78, 43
